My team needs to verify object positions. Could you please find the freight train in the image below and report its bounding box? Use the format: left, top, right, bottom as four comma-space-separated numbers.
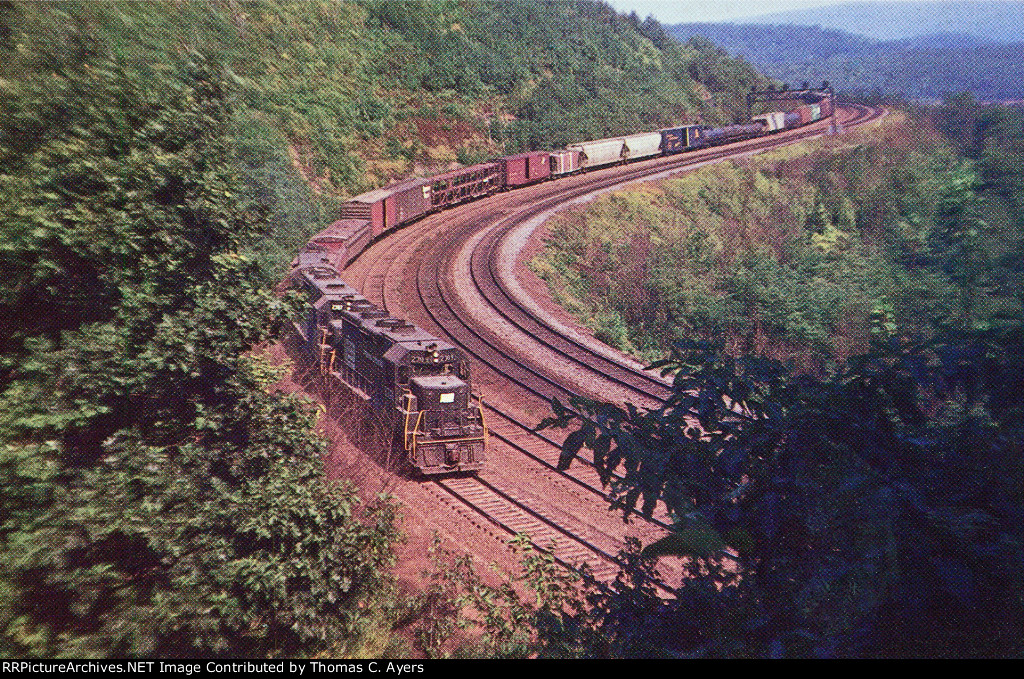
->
290, 92, 834, 475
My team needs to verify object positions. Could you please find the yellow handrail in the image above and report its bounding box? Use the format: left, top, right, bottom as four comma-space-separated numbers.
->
318, 327, 330, 374
476, 394, 489, 451
402, 394, 489, 465
410, 410, 424, 457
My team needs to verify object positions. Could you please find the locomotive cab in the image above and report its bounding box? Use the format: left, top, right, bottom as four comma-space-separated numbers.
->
389, 340, 486, 475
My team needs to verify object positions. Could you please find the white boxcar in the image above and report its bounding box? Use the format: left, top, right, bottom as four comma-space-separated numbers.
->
622, 132, 663, 161
752, 111, 786, 132
568, 137, 626, 169
549, 149, 582, 176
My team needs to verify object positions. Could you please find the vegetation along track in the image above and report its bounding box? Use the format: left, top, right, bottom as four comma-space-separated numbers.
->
339, 104, 885, 586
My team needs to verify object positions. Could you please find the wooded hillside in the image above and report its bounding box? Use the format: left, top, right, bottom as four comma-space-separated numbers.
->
0, 0, 775, 658
669, 22, 1024, 101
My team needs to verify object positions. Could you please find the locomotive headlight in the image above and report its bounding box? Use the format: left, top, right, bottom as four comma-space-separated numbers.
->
432, 350, 439, 357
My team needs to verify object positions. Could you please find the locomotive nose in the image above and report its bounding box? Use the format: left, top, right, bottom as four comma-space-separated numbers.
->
409, 374, 469, 411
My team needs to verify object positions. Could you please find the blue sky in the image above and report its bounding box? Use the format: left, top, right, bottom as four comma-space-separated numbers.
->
603, 0, 907, 23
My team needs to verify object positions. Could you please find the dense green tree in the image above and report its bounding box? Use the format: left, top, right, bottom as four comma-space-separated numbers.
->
541, 330, 1024, 657
0, 7, 398, 658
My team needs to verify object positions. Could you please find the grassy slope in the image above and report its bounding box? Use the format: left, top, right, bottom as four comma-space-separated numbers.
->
532, 112, 1023, 370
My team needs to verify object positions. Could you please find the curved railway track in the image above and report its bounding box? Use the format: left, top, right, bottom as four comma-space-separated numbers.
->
338, 104, 885, 587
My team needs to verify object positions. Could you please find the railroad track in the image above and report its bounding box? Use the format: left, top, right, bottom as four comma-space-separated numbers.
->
339, 104, 885, 587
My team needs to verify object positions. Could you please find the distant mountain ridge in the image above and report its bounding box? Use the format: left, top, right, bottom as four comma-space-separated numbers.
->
668, 21, 1024, 101
746, 0, 1024, 42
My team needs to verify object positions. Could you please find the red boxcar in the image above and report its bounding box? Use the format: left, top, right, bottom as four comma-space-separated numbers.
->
429, 162, 501, 210
338, 177, 433, 236
819, 97, 834, 118
498, 151, 552, 188
796, 104, 813, 126
291, 219, 371, 274
301, 218, 372, 270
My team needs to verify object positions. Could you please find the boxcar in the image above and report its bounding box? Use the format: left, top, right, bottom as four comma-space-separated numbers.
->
569, 137, 626, 169
622, 132, 663, 161
430, 162, 501, 210
339, 177, 433, 236
661, 125, 706, 153
660, 126, 686, 154
549, 149, 582, 176
499, 151, 552, 188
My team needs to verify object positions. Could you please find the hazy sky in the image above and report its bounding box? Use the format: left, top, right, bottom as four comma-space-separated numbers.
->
603, 0, 912, 23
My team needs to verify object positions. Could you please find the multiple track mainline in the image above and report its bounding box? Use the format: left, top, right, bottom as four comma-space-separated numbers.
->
339, 105, 885, 587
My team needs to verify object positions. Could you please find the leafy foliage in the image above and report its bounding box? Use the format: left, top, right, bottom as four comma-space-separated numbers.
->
539, 332, 1024, 657
0, 7, 398, 658
363, 0, 770, 150
531, 101, 1024, 658
409, 534, 588, 658
532, 113, 1023, 370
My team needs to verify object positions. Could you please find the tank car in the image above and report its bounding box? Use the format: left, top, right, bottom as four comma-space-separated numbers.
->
702, 122, 766, 146
291, 259, 487, 475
